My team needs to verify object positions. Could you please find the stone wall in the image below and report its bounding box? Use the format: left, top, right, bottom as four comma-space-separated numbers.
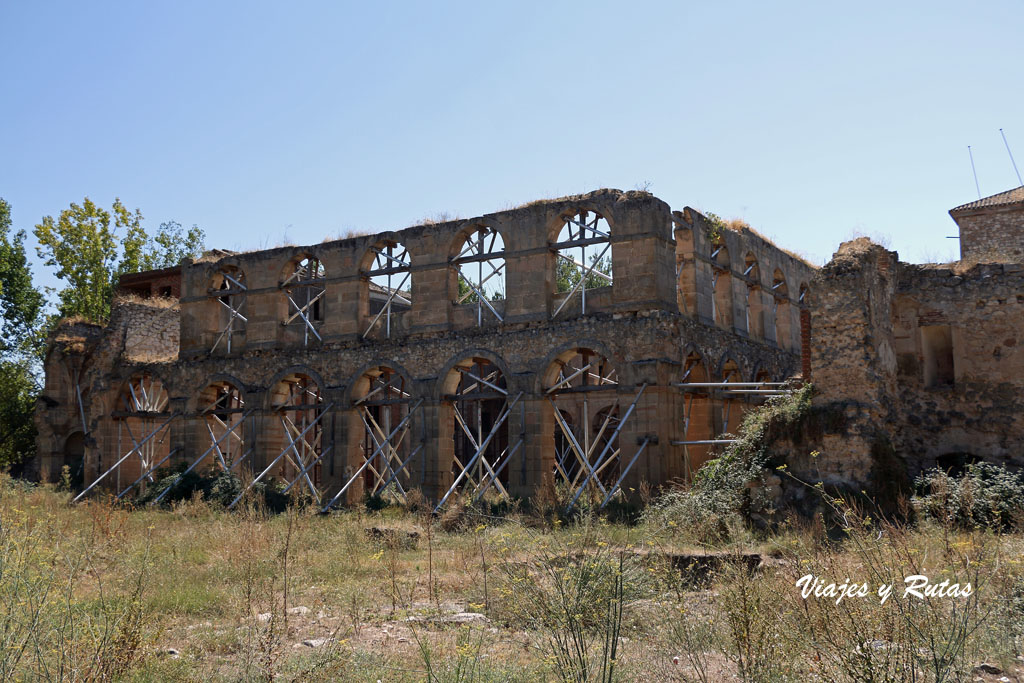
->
34, 299, 181, 483
789, 238, 1024, 498
120, 301, 180, 362
35, 188, 816, 502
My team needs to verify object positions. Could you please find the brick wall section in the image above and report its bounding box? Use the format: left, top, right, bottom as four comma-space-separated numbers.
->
147, 274, 181, 298
952, 204, 1024, 263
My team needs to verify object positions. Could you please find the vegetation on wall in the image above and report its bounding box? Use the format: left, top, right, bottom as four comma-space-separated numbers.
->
644, 383, 813, 539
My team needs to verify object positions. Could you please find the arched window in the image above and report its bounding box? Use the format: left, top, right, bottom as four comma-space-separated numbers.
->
677, 352, 715, 477
452, 225, 506, 325
210, 266, 247, 353
356, 366, 418, 501
363, 240, 412, 339
772, 269, 792, 349
552, 209, 613, 318
743, 253, 763, 338
436, 356, 523, 510
113, 373, 173, 494
543, 347, 647, 509
545, 348, 619, 490
281, 255, 325, 345
198, 380, 249, 473
711, 240, 733, 329
267, 373, 327, 501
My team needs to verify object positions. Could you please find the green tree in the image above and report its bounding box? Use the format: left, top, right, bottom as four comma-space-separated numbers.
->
556, 253, 612, 293
122, 220, 206, 273
0, 358, 38, 468
34, 197, 124, 322
0, 198, 47, 468
35, 198, 206, 322
0, 198, 46, 358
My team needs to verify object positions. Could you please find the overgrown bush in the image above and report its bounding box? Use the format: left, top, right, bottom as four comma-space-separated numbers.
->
914, 461, 1024, 531
643, 383, 813, 540
135, 463, 295, 512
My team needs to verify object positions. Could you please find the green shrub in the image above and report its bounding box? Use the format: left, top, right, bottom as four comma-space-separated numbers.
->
135, 463, 295, 512
913, 462, 1024, 531
644, 383, 813, 539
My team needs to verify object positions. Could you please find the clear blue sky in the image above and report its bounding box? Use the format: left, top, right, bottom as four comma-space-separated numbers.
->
3, 0, 1023, 292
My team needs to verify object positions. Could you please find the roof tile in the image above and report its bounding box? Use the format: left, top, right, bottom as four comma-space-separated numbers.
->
950, 186, 1024, 213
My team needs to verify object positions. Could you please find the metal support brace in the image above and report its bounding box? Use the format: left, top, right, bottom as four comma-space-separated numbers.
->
116, 447, 181, 500
284, 289, 324, 345
565, 384, 647, 513
73, 412, 180, 503
471, 439, 523, 503
435, 392, 523, 512
211, 277, 247, 353
321, 398, 423, 512
363, 270, 411, 338
601, 437, 651, 508
552, 241, 612, 319
152, 408, 255, 504
228, 401, 334, 508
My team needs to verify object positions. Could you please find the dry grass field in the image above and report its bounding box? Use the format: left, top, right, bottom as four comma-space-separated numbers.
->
1, 473, 1023, 682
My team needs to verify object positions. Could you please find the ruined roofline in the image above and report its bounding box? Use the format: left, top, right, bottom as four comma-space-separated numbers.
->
826, 235, 1023, 275
159, 188, 814, 274
183, 188, 661, 270
676, 206, 819, 270
117, 264, 181, 286
111, 292, 180, 309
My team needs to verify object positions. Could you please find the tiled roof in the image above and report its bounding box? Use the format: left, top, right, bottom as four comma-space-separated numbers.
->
950, 186, 1024, 213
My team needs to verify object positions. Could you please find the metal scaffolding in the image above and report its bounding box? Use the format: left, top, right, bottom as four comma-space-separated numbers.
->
152, 381, 254, 505
435, 359, 523, 511
551, 210, 613, 318
364, 241, 411, 339
281, 256, 325, 346
211, 269, 247, 353
544, 349, 648, 512
229, 393, 335, 509
452, 225, 505, 325
671, 379, 794, 449
74, 374, 177, 503
322, 398, 424, 512
346, 368, 421, 505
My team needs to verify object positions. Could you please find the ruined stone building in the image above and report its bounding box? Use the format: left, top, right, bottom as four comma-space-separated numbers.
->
34, 189, 814, 508
798, 186, 1024, 496
33, 185, 1024, 507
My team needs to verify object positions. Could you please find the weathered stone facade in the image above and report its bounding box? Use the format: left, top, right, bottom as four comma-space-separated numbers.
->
950, 186, 1024, 262
787, 205, 1024, 497
35, 189, 815, 505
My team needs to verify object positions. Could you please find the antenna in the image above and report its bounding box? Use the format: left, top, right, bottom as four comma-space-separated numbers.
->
999, 128, 1024, 187
968, 145, 981, 199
